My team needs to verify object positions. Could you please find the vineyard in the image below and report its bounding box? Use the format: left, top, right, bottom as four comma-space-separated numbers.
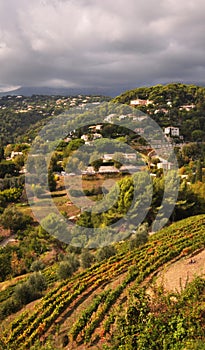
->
1, 214, 205, 349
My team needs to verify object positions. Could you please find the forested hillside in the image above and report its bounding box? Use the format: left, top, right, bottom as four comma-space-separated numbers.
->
113, 83, 205, 141
0, 95, 109, 145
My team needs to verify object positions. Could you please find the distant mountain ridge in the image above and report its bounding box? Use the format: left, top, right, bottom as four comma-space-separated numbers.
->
1, 82, 205, 98
0, 86, 118, 97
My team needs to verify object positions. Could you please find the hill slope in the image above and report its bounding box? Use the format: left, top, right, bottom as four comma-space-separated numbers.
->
112, 82, 205, 106
1, 214, 205, 349
113, 83, 205, 141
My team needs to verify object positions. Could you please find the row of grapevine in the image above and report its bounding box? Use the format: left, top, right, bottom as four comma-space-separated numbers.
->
67, 215, 205, 346
3, 215, 205, 349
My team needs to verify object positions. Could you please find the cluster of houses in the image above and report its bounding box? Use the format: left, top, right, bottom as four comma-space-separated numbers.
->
81, 153, 141, 175
0, 94, 104, 119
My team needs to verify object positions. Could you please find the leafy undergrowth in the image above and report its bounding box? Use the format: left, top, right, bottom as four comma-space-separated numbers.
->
108, 276, 205, 350
1, 214, 205, 350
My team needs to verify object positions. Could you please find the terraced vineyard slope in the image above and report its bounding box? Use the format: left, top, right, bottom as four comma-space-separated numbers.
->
1, 214, 205, 349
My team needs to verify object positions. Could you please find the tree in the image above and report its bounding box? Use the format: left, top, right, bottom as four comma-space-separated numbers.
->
0, 206, 32, 233
13, 272, 46, 305
196, 159, 203, 182
13, 282, 33, 305
13, 154, 25, 169
191, 130, 205, 142
57, 261, 73, 280
0, 160, 19, 178
0, 144, 4, 162
30, 259, 45, 272
81, 249, 95, 268
64, 253, 80, 271
28, 272, 47, 292
113, 152, 125, 169
90, 153, 103, 172
129, 223, 149, 250
48, 169, 57, 191
96, 245, 116, 262
64, 139, 84, 157
77, 211, 93, 228
40, 212, 71, 243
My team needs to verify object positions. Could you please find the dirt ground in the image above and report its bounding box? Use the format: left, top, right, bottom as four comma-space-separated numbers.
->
156, 248, 205, 292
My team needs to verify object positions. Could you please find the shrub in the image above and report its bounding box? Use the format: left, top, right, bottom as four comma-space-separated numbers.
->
13, 282, 33, 305
0, 298, 19, 320
57, 261, 74, 280
96, 245, 116, 262
30, 260, 45, 272
28, 272, 47, 292
81, 249, 95, 268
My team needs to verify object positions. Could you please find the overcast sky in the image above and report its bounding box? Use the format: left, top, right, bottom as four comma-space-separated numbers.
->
0, 0, 205, 94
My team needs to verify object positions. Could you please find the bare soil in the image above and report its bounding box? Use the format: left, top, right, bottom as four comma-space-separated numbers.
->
156, 248, 205, 292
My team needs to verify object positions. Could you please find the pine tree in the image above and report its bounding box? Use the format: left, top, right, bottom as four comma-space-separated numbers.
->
196, 159, 202, 182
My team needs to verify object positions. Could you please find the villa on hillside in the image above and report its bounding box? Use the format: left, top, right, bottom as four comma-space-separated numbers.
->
179, 104, 195, 111
157, 157, 174, 171
103, 153, 137, 162
164, 126, 180, 137
130, 99, 153, 106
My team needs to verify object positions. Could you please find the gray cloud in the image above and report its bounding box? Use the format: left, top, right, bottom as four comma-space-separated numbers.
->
0, 0, 205, 93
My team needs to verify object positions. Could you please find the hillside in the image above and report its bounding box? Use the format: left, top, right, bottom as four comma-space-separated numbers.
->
112, 83, 205, 105
1, 83, 205, 145
1, 215, 205, 349
0, 94, 110, 145
113, 83, 205, 141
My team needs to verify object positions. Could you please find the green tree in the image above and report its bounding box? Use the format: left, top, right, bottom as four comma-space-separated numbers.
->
28, 272, 47, 292
96, 245, 116, 262
196, 159, 203, 182
64, 138, 84, 157
0, 206, 32, 233
57, 261, 73, 279
0, 144, 4, 162
129, 223, 149, 250
13, 282, 33, 305
90, 153, 103, 172
81, 249, 95, 268
48, 169, 57, 191
30, 259, 45, 272
13, 154, 25, 169
113, 152, 125, 169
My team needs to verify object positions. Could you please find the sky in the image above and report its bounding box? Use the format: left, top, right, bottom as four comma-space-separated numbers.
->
0, 0, 205, 95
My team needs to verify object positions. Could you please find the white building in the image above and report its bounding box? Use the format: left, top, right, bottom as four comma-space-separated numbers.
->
164, 126, 180, 137
11, 151, 23, 159
157, 158, 173, 171
179, 104, 195, 111
81, 134, 89, 142
130, 99, 153, 106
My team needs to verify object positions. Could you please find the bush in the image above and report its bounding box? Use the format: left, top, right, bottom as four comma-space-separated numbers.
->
0, 298, 19, 320
81, 249, 95, 268
13, 272, 47, 305
96, 245, 116, 262
129, 223, 149, 250
0, 206, 32, 233
65, 253, 80, 271
28, 272, 47, 292
30, 260, 45, 272
57, 261, 74, 280
13, 282, 33, 305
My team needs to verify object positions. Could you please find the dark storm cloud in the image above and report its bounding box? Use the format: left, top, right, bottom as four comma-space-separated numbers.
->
0, 0, 205, 92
